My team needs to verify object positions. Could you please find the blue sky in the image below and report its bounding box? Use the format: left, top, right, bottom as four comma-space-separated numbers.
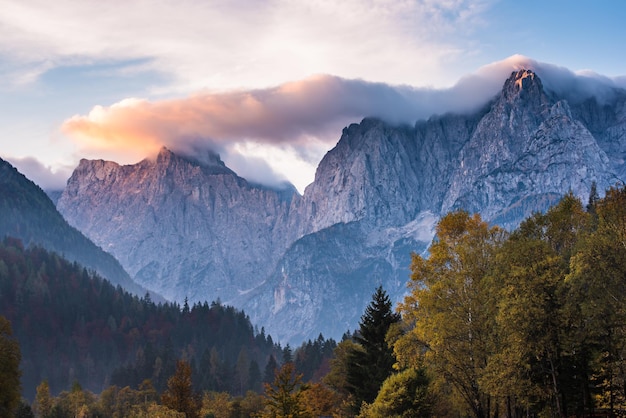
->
0, 0, 624, 191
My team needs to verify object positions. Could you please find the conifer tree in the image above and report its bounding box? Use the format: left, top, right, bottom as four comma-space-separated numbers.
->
346, 286, 400, 410
282, 344, 293, 364
264, 355, 278, 384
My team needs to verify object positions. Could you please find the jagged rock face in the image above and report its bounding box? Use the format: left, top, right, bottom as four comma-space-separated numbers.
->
58, 148, 298, 303
298, 113, 483, 234
441, 71, 620, 224
58, 69, 626, 343
245, 213, 437, 343
571, 94, 626, 179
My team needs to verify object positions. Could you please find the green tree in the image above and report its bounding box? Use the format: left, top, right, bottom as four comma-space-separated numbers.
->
587, 180, 599, 214
565, 185, 626, 413
234, 347, 250, 396
263, 355, 278, 384
161, 360, 201, 418
397, 211, 503, 418
359, 368, 431, 418
324, 339, 361, 417
347, 286, 400, 411
485, 194, 591, 416
324, 339, 361, 396
0, 315, 21, 418
15, 400, 34, 418
261, 362, 308, 418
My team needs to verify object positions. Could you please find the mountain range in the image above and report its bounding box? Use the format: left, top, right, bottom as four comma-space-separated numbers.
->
51, 69, 626, 343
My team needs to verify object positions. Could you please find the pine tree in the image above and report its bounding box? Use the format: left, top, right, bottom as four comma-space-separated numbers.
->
587, 180, 599, 214
346, 286, 400, 410
263, 355, 278, 384
282, 344, 293, 364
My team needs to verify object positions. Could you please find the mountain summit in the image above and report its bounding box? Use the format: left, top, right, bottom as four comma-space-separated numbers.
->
57, 69, 626, 342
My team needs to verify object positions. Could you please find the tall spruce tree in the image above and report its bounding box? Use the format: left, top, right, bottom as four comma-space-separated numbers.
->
346, 286, 400, 410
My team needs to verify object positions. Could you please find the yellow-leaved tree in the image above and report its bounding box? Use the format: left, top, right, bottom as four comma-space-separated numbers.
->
396, 211, 504, 418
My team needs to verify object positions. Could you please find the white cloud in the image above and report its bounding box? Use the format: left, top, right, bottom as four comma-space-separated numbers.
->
0, 0, 490, 92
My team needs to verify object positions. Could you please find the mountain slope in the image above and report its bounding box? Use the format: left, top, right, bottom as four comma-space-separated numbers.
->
0, 238, 282, 399
0, 158, 149, 296
57, 69, 626, 343
244, 69, 626, 341
57, 147, 299, 302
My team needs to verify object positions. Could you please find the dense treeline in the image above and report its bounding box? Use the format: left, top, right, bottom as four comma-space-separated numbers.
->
0, 157, 146, 296
0, 239, 335, 402
391, 184, 626, 417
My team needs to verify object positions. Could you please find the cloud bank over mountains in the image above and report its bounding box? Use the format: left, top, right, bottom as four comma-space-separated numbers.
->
61, 55, 626, 191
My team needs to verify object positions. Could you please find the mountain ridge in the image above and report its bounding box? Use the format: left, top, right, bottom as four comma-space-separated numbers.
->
58, 147, 301, 303
56, 69, 626, 343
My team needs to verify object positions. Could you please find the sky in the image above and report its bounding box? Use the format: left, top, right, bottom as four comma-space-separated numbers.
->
1, 0, 625, 192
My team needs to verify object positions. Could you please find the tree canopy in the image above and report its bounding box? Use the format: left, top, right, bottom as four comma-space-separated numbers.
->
395, 187, 626, 417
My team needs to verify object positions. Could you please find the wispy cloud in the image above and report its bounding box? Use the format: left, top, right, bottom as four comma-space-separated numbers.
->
0, 0, 489, 92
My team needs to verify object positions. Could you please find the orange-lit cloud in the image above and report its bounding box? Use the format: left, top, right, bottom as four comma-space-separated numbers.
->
62, 55, 624, 191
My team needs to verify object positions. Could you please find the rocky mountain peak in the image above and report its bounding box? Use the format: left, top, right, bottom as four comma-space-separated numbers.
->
501, 69, 548, 104
155, 146, 174, 164
153, 146, 234, 177
513, 69, 538, 89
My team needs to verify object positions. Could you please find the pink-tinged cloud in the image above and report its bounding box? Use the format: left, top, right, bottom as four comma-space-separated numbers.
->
62, 55, 626, 189
63, 75, 398, 156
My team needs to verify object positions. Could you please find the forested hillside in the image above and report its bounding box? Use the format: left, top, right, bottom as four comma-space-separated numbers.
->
0, 239, 335, 401
0, 158, 148, 296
